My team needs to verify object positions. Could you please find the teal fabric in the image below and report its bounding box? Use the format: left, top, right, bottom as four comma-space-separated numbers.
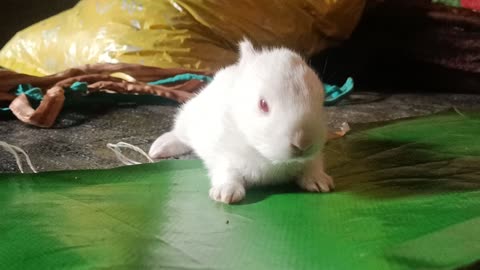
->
1, 75, 353, 112
324, 77, 354, 105
1, 84, 43, 112
69, 81, 89, 92
148, 73, 213, 85
1, 82, 90, 112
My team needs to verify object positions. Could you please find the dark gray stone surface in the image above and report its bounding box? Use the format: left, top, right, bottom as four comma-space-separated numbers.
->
1, 92, 479, 173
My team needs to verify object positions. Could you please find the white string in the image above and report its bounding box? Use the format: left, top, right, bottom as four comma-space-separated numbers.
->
0, 141, 37, 173
453, 107, 467, 118
106, 142, 154, 166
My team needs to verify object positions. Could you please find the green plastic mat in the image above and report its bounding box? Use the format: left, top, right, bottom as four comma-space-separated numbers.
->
1, 112, 479, 270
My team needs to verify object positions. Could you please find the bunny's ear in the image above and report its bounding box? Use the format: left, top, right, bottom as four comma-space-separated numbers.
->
238, 37, 256, 60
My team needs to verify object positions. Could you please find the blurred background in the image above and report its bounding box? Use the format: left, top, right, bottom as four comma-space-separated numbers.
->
0, 0, 78, 47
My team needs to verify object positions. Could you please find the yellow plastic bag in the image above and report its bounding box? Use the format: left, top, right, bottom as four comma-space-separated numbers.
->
0, 0, 365, 76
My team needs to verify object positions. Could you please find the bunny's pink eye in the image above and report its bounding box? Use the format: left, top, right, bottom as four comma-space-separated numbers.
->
259, 99, 269, 113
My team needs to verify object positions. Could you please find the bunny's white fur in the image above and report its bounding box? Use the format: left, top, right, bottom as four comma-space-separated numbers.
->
149, 39, 334, 204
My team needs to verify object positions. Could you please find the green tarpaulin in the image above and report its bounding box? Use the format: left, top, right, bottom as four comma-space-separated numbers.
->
1, 111, 479, 269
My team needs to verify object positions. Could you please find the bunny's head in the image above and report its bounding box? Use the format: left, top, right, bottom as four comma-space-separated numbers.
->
229, 40, 327, 163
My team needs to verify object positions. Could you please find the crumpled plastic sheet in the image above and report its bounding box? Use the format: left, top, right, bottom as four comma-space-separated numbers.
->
0, 111, 479, 269
0, 0, 365, 76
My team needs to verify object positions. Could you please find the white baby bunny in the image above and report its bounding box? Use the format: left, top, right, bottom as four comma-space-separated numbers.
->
149, 39, 334, 204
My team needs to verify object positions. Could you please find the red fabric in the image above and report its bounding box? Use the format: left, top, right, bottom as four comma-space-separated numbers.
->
461, 0, 480, 11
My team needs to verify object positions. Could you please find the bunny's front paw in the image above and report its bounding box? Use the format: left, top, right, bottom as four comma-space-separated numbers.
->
297, 171, 334, 193
209, 182, 246, 204
149, 131, 191, 159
